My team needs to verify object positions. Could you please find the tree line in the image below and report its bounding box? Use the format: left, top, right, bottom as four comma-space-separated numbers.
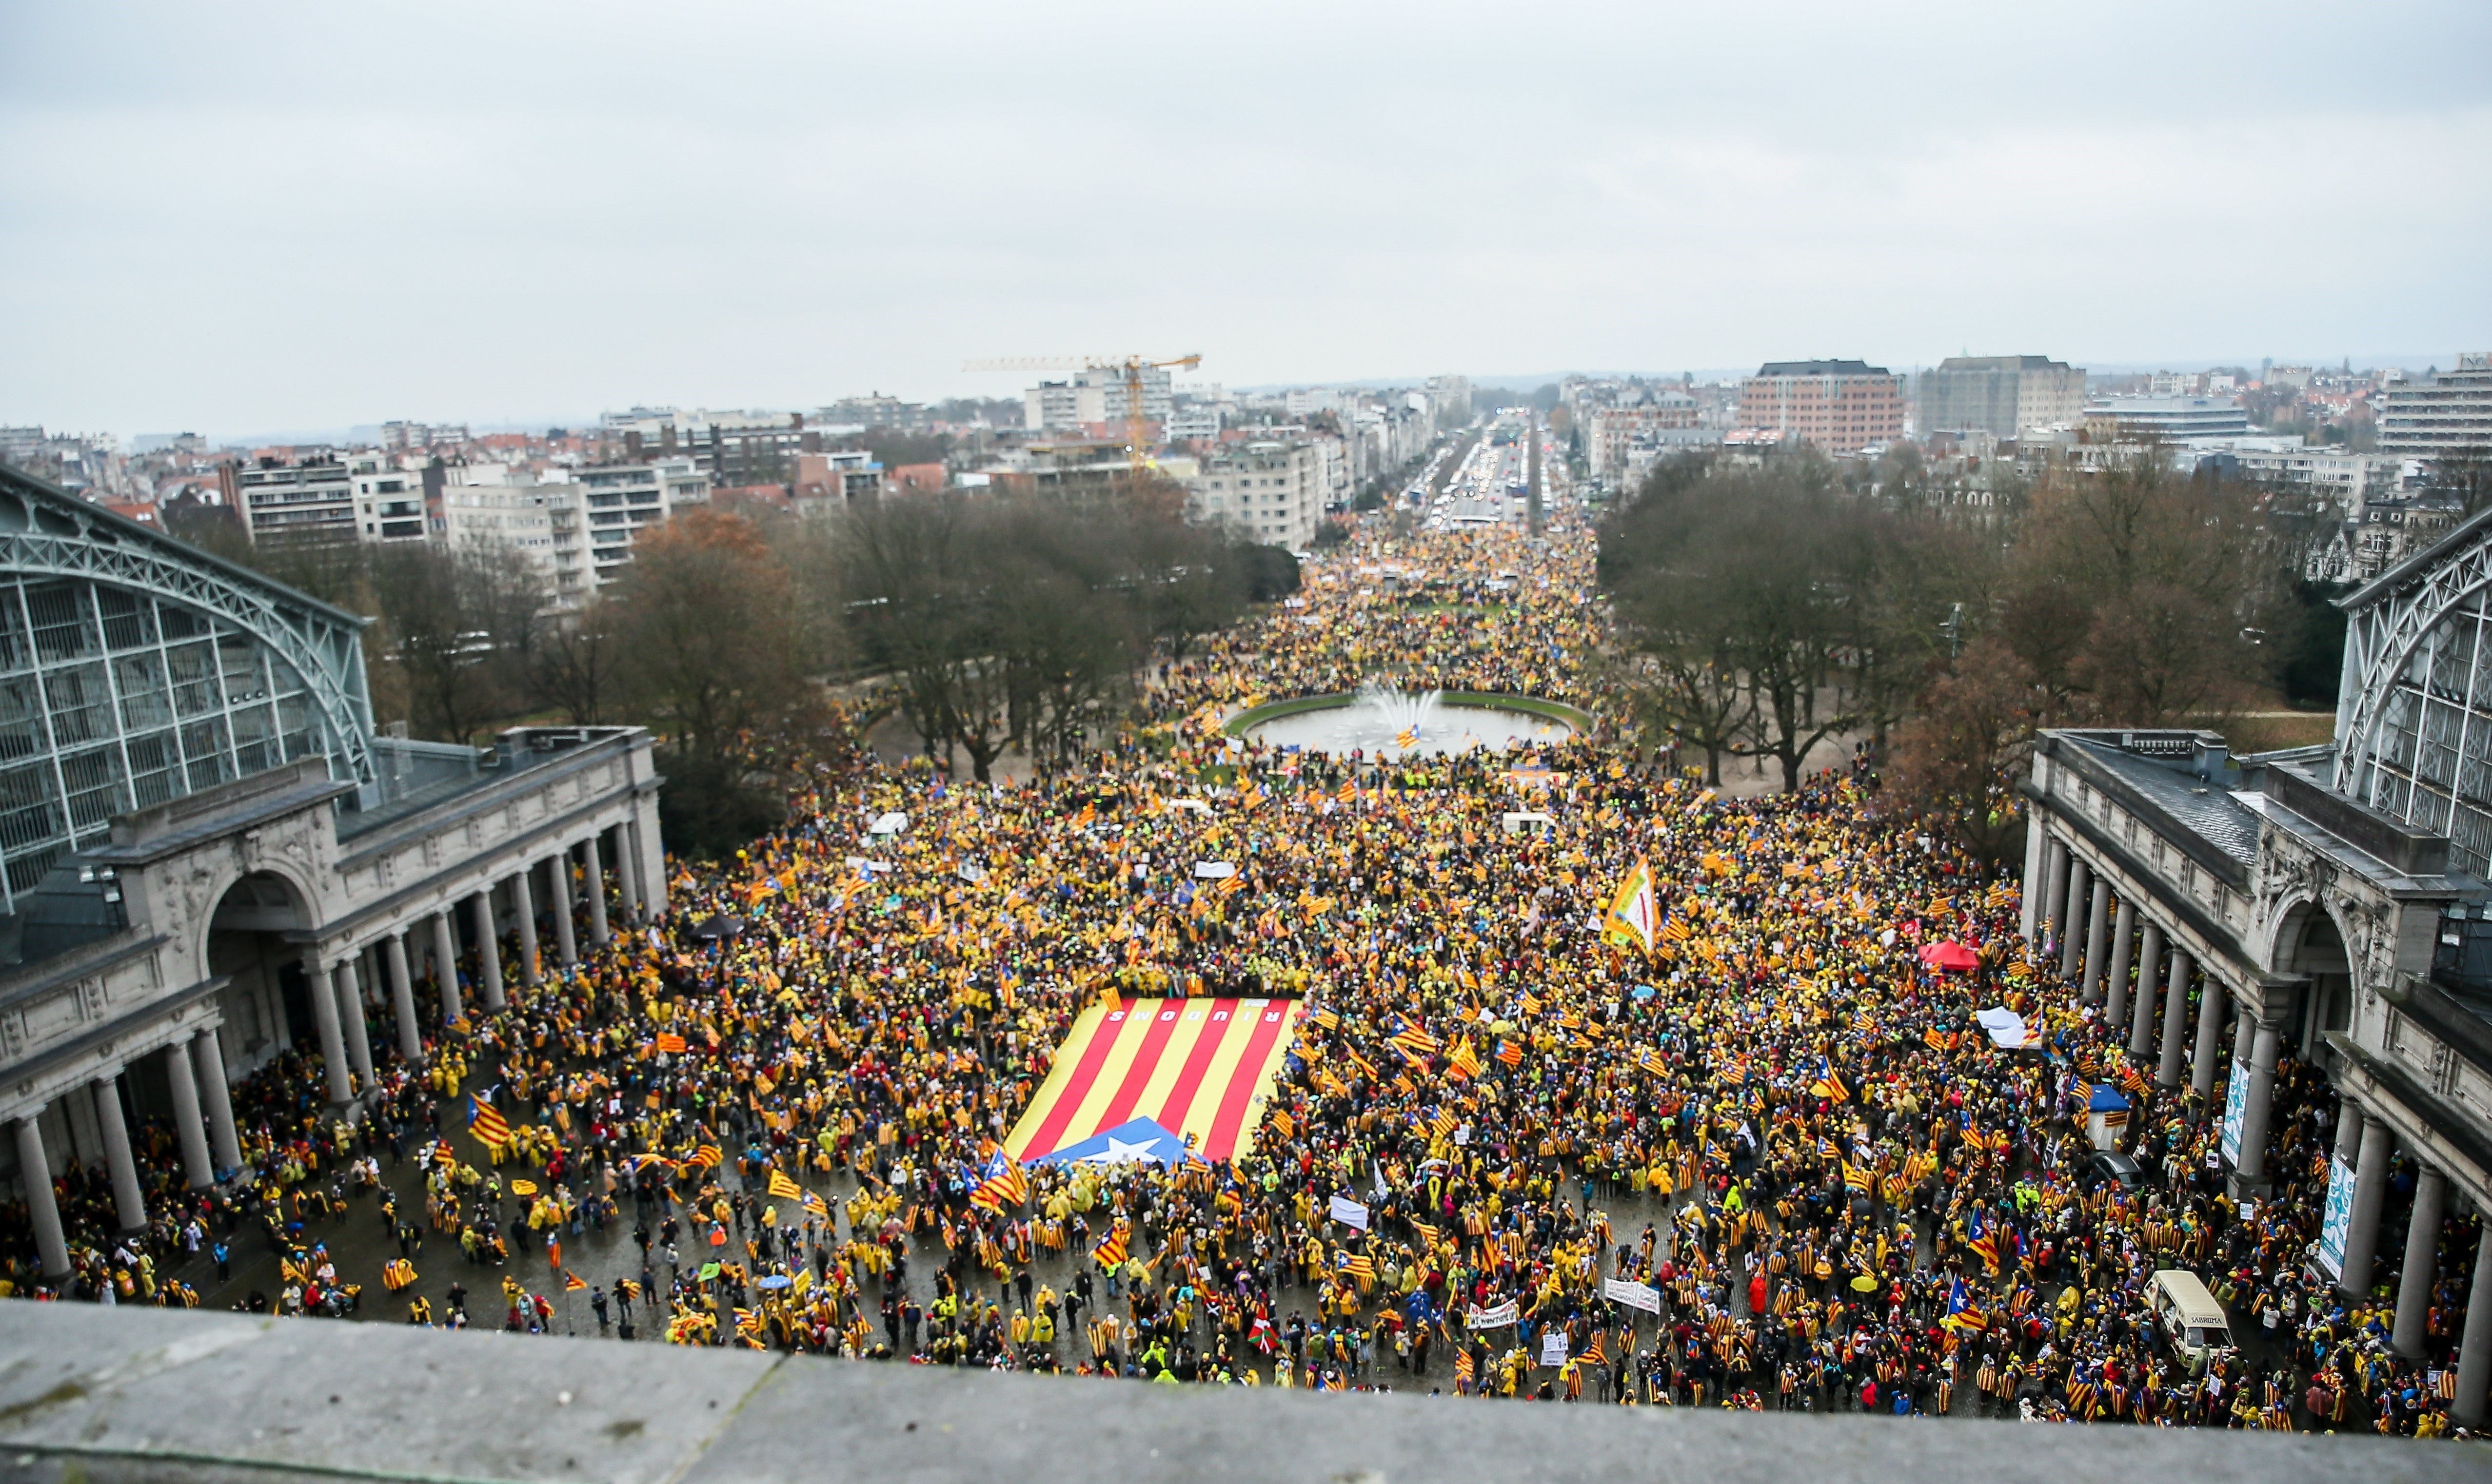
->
1597, 448, 2308, 863
170, 478, 1295, 856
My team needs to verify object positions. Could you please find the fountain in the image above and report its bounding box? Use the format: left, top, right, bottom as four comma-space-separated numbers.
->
1357, 682, 1444, 742
1234, 680, 1581, 758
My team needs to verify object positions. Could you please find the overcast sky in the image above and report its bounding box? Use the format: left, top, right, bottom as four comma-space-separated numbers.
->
3, 0, 2487, 437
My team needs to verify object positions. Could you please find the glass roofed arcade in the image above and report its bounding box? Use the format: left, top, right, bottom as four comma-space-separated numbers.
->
0, 463, 374, 915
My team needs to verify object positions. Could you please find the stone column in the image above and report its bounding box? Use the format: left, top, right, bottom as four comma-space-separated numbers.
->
2019, 825, 2047, 942
303, 948, 352, 1102
335, 957, 375, 1091
2042, 837, 2070, 947
2059, 858, 2090, 979
2156, 950, 2193, 1088
2338, 1116, 2393, 1296
2235, 1018, 2282, 1185
2129, 922, 2163, 1057
93, 1074, 146, 1232
584, 831, 612, 947
624, 815, 651, 923
512, 867, 540, 987
2394, 1164, 2447, 1358
472, 891, 505, 1012
2080, 878, 2111, 1002
2103, 900, 2136, 1029
385, 931, 419, 1061
2335, 1099, 2365, 1167
2190, 973, 2230, 1101
636, 798, 669, 919
552, 848, 579, 968
15, 1114, 69, 1277
163, 1040, 214, 1190
432, 910, 463, 1025
2455, 1224, 2492, 1427
195, 1028, 240, 1175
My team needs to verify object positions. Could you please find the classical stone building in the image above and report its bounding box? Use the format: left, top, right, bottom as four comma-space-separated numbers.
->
2018, 504, 2492, 1425
0, 462, 665, 1278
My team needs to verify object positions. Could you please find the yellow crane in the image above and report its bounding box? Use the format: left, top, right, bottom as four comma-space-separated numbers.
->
964, 353, 1203, 479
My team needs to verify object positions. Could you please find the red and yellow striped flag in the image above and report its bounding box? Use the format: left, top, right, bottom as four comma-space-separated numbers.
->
1004, 998, 1307, 1164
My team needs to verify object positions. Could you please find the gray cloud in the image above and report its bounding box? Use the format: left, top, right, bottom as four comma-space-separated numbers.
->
2, 0, 2487, 435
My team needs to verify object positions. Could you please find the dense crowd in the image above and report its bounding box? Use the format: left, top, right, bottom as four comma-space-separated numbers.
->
1, 513, 2479, 1439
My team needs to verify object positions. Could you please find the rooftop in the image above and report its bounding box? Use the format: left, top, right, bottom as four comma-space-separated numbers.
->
1753, 360, 1890, 378
0, 1304, 2461, 1484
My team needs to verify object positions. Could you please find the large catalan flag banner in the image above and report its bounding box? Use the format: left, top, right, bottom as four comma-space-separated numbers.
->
1006, 997, 1305, 1165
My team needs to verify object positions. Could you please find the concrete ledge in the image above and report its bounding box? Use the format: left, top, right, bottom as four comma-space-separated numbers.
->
0, 1305, 2477, 1484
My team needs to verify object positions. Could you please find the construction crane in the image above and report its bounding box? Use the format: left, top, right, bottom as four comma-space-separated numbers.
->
964, 353, 1203, 479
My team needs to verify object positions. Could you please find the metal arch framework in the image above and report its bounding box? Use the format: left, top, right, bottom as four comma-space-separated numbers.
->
0, 470, 376, 787
2333, 525, 2492, 799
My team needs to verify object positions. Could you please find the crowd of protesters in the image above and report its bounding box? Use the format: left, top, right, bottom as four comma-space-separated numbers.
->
0, 512, 2477, 1439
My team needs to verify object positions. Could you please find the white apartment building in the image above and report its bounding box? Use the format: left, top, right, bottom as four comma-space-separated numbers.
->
1022, 366, 1174, 433
1184, 440, 1323, 549
2376, 355, 2492, 459
440, 480, 586, 603
574, 460, 710, 590
347, 453, 432, 544
1167, 406, 1223, 442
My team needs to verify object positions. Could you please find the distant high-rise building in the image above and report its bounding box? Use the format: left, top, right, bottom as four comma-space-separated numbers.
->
1738, 360, 1905, 448
2376, 355, 2492, 459
1917, 355, 2086, 438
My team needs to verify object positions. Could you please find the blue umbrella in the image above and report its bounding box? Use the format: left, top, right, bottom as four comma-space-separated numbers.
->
756, 1274, 793, 1290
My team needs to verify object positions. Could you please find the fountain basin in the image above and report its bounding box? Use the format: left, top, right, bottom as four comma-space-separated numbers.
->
1226, 689, 1586, 758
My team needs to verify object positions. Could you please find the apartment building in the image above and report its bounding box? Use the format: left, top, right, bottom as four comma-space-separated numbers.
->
1184, 440, 1322, 548
1022, 366, 1174, 433
228, 456, 356, 544
347, 453, 435, 544
573, 460, 711, 589
1737, 360, 1906, 448
438, 479, 585, 600
2376, 355, 2492, 459
1916, 355, 2087, 438
603, 409, 804, 486
1587, 396, 1699, 481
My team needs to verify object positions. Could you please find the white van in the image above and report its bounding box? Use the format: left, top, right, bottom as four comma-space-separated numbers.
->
2146, 1269, 2235, 1373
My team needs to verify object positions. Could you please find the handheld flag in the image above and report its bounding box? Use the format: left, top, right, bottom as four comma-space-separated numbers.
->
1603, 860, 1660, 955
467, 1095, 511, 1148
767, 1169, 804, 1201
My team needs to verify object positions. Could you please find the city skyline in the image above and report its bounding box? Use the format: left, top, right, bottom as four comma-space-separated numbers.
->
3, 0, 2488, 433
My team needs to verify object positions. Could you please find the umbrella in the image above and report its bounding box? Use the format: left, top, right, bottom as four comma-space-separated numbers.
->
1851, 1275, 1879, 1293
1631, 984, 1658, 1001
756, 1274, 793, 1289
692, 913, 745, 941
1917, 940, 1980, 972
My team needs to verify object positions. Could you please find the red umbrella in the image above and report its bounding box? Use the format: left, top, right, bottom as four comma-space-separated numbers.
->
1917, 940, 1980, 972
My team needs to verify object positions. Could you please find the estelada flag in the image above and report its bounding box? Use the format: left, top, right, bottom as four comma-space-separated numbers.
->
565, 1271, 588, 1292
1582, 1328, 1606, 1365
767, 1169, 803, 1201
1446, 1036, 1483, 1080
654, 1033, 688, 1054
1602, 860, 1659, 955
468, 1095, 511, 1148
1092, 1228, 1129, 1268
1006, 998, 1308, 1165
